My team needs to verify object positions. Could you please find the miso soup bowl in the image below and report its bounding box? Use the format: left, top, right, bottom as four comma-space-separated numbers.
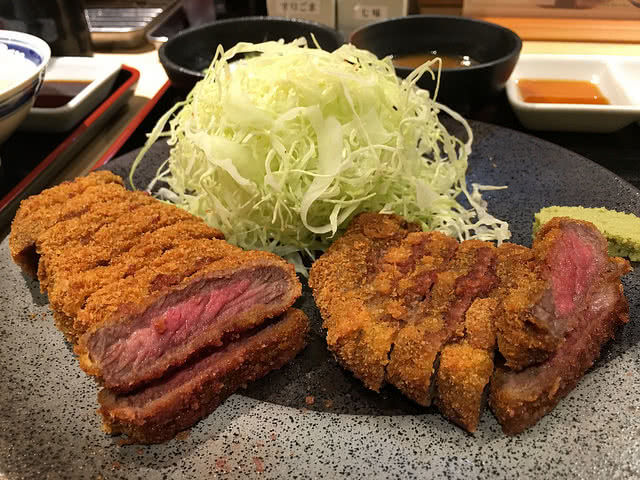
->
350, 15, 521, 112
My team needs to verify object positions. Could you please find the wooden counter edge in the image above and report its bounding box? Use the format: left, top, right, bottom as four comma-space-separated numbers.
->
478, 17, 640, 43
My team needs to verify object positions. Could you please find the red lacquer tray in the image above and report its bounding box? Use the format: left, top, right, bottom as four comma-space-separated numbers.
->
0, 65, 140, 226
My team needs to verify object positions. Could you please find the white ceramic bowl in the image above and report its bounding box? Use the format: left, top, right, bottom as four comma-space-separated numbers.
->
506, 54, 640, 133
0, 30, 51, 144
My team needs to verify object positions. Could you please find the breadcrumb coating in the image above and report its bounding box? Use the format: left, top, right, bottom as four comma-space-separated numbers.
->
37, 202, 198, 294
310, 213, 498, 407
9, 171, 123, 276
435, 297, 497, 432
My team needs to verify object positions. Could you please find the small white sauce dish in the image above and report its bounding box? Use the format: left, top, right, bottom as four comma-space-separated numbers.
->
20, 56, 120, 133
506, 54, 640, 133
0, 30, 51, 144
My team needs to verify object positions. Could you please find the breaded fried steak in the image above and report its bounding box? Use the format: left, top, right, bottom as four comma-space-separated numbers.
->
310, 213, 631, 434
10, 172, 307, 442
99, 308, 308, 444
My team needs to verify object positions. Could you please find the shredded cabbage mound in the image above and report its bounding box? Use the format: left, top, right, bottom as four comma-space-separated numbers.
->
130, 38, 510, 271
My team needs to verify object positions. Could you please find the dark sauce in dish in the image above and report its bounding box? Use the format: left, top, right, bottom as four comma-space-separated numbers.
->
392, 52, 479, 70
34, 80, 92, 108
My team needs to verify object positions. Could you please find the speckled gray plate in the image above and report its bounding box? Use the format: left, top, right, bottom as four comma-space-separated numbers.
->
1, 121, 639, 479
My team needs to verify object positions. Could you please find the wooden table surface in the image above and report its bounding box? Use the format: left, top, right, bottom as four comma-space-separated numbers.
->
54, 38, 640, 184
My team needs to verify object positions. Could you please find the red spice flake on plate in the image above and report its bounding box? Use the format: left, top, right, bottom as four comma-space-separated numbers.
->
216, 457, 231, 473
253, 457, 265, 473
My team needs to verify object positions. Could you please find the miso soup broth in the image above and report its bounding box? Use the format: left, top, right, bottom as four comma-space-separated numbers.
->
392, 51, 479, 70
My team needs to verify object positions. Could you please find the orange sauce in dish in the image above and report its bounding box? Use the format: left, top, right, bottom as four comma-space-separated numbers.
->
517, 79, 610, 105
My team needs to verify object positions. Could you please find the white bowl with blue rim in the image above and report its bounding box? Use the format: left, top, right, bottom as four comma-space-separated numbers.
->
0, 30, 51, 144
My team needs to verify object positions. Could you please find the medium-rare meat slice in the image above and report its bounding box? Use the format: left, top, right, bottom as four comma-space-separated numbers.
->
495, 218, 616, 371
98, 308, 308, 444
9, 171, 123, 277
75, 240, 301, 392
434, 297, 497, 432
386, 240, 498, 406
46, 221, 223, 340
489, 218, 631, 434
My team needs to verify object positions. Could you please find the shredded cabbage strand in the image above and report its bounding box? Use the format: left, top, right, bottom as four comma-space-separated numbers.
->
130, 38, 510, 271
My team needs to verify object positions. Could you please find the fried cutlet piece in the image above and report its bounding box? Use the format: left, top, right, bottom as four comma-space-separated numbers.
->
386, 241, 498, 406
35, 189, 160, 293
310, 212, 499, 404
489, 219, 631, 434
9, 171, 123, 277
434, 297, 497, 432
495, 217, 621, 371
490, 262, 629, 434
35, 189, 157, 262
312, 213, 632, 435
37, 202, 198, 293
46, 221, 224, 338
74, 238, 301, 392
309, 213, 431, 391
11, 172, 307, 444
98, 308, 309, 444
492, 242, 549, 370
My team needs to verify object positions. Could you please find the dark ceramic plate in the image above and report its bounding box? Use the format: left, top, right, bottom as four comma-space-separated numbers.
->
1, 121, 639, 479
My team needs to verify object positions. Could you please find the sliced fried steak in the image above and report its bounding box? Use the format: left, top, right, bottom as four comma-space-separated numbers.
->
311, 213, 631, 435
10, 172, 303, 422
310, 213, 498, 407
309, 213, 425, 391
489, 218, 631, 434
98, 308, 309, 444
76, 244, 301, 392
387, 240, 498, 406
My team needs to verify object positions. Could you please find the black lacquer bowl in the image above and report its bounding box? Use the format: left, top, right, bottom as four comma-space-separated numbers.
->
350, 15, 521, 112
159, 16, 344, 90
